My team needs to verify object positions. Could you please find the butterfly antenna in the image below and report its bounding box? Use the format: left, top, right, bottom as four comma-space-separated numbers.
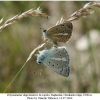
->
34, 66, 40, 74
34, 64, 43, 77
45, 15, 49, 30
40, 68, 42, 76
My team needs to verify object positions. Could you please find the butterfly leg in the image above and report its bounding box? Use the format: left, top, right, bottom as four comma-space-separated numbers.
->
42, 38, 48, 43
52, 41, 58, 48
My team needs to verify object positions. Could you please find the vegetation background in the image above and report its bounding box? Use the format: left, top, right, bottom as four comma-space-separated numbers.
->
0, 1, 100, 93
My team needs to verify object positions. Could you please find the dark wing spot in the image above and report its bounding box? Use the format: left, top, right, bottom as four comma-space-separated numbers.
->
52, 65, 54, 66
49, 62, 50, 63
57, 64, 59, 66
52, 31, 53, 32
61, 36, 63, 37
56, 28, 58, 30
62, 24, 64, 26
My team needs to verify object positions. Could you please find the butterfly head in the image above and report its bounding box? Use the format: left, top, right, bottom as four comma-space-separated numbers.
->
40, 28, 47, 33
42, 29, 47, 33
42, 29, 48, 40
36, 50, 48, 64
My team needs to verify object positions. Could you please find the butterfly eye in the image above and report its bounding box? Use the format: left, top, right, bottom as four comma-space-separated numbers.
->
37, 61, 42, 64
56, 28, 58, 30
43, 30, 47, 32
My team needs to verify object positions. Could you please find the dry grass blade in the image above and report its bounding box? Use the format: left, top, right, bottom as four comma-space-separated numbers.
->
3, 40, 47, 93
0, 17, 4, 24
65, 1, 100, 22
0, 7, 48, 32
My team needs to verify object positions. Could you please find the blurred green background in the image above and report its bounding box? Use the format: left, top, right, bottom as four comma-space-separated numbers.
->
0, 1, 100, 93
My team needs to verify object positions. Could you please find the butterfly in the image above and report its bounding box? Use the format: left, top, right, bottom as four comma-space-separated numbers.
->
36, 46, 70, 77
42, 22, 73, 46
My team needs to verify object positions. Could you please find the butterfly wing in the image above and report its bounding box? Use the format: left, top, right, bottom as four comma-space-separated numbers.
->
47, 22, 73, 42
42, 47, 70, 77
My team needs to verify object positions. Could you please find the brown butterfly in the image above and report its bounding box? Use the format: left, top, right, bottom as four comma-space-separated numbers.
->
42, 22, 73, 46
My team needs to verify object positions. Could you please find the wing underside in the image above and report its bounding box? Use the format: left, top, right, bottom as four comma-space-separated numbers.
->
43, 47, 70, 77
47, 22, 73, 42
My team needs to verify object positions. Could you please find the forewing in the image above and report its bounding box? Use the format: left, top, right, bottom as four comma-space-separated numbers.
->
47, 22, 73, 42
